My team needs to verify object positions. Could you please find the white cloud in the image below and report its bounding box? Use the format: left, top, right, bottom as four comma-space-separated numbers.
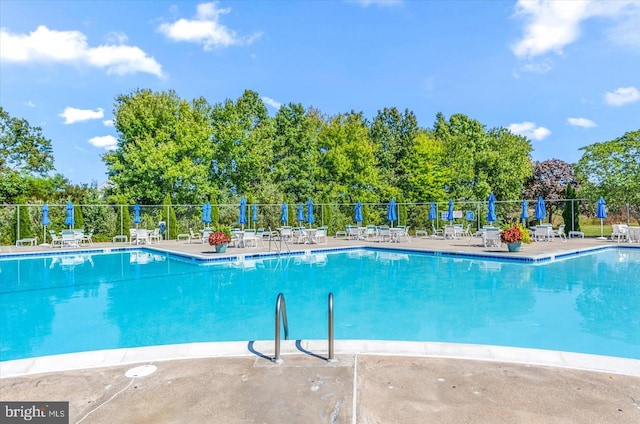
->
262, 96, 281, 109
103, 119, 114, 127
508, 121, 551, 141
25, 100, 36, 108
0, 25, 164, 78
350, 0, 403, 7
59, 107, 104, 124
511, 0, 640, 58
520, 59, 553, 74
158, 2, 262, 50
567, 117, 597, 128
105, 31, 129, 44
604, 86, 640, 106
88, 135, 118, 150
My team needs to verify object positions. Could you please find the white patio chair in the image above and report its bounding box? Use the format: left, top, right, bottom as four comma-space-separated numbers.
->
243, 229, 258, 248
81, 230, 94, 246
49, 231, 63, 248
136, 229, 149, 245
534, 225, 552, 242
315, 227, 328, 244
552, 224, 566, 241
61, 230, 79, 248
431, 223, 444, 239
483, 228, 501, 248
149, 228, 161, 244
129, 228, 138, 245
378, 226, 391, 242
611, 224, 628, 242
443, 225, 456, 240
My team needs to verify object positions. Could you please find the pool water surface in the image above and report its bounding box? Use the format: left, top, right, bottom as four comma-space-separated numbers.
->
1, 248, 638, 361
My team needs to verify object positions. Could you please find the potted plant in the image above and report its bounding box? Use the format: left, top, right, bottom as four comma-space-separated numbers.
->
501, 224, 526, 252
208, 226, 232, 253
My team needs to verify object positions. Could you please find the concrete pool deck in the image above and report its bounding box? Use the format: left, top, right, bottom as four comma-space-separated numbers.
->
1, 235, 640, 423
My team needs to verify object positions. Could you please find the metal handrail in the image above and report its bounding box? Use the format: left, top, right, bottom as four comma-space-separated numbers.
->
328, 292, 335, 361
274, 293, 289, 363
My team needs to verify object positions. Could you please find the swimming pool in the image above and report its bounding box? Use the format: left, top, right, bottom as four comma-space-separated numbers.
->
1, 247, 639, 361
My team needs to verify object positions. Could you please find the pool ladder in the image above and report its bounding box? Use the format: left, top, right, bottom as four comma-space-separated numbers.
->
273, 292, 335, 363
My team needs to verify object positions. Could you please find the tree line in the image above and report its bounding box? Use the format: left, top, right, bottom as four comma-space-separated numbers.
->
1, 90, 638, 229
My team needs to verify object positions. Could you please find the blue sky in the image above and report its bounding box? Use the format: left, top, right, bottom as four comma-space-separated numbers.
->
1, 0, 639, 185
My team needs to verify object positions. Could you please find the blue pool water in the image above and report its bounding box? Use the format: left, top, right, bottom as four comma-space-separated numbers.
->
1, 248, 639, 361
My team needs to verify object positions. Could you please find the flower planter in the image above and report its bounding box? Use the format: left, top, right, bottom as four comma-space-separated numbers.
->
215, 242, 228, 253
507, 242, 521, 252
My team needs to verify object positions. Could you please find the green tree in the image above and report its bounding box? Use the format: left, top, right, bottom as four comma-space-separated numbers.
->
208, 90, 274, 196
74, 203, 85, 231
0, 107, 54, 202
104, 89, 214, 204
318, 112, 379, 202
369, 107, 419, 197
404, 130, 449, 202
272, 104, 321, 201
160, 193, 178, 239
575, 129, 640, 223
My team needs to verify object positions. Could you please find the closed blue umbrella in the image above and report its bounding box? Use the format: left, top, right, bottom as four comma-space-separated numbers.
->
429, 202, 437, 220
487, 193, 496, 223
252, 204, 258, 229
387, 199, 397, 227
447, 199, 454, 222
64, 201, 74, 229
202, 202, 211, 228
521, 200, 529, 226
534, 196, 546, 223
596, 197, 607, 239
354, 201, 363, 224
41, 203, 50, 245
297, 204, 304, 225
133, 204, 141, 228
306, 199, 315, 224
281, 202, 288, 224
239, 197, 248, 229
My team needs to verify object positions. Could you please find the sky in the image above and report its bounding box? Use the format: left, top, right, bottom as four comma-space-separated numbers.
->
1, 0, 639, 185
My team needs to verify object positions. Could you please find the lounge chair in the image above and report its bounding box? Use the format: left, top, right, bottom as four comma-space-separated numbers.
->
188, 228, 201, 244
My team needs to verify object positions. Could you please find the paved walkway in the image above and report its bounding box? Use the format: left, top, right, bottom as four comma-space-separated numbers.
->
2, 235, 640, 423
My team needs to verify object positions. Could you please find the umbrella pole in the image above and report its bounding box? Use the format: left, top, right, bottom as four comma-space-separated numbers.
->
597, 218, 606, 240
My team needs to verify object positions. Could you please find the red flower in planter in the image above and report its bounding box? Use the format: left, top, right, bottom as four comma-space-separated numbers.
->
500, 226, 523, 243
208, 231, 231, 246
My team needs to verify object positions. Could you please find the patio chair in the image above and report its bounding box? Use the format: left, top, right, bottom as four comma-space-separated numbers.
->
149, 228, 161, 244
129, 228, 138, 245
243, 229, 258, 248
552, 224, 566, 241
61, 230, 79, 248
49, 230, 63, 248
431, 223, 444, 239
81, 230, 94, 245
611, 224, 628, 242
483, 228, 501, 248
443, 225, 456, 240
188, 228, 201, 244
315, 227, 328, 244
378, 226, 391, 242
534, 225, 552, 242
365, 225, 378, 240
